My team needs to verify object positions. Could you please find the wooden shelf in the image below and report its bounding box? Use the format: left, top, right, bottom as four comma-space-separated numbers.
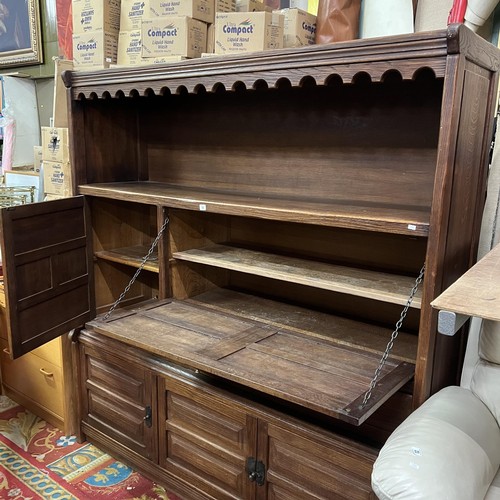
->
95, 245, 159, 273
173, 244, 422, 309
87, 289, 417, 425
79, 182, 430, 236
432, 243, 500, 323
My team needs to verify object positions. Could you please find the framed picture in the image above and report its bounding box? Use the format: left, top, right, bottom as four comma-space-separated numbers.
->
0, 0, 43, 68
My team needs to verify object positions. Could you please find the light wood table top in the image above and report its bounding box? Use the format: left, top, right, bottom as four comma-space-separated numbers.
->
431, 243, 500, 334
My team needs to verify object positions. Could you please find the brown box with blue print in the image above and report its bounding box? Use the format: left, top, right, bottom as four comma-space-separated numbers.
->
277, 7, 316, 48
149, 0, 215, 24
142, 16, 207, 58
214, 11, 284, 54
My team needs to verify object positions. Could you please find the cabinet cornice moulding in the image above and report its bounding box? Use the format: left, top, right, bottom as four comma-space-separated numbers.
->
62, 26, 492, 100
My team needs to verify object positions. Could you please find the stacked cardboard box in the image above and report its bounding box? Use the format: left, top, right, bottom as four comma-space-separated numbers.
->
141, 0, 215, 60
41, 127, 72, 199
206, 0, 237, 53
72, 0, 121, 69
278, 8, 316, 47
117, 0, 148, 66
214, 10, 284, 54
235, 0, 271, 12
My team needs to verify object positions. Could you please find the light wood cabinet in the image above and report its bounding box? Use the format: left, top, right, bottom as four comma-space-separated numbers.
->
0, 283, 71, 431
0, 25, 499, 496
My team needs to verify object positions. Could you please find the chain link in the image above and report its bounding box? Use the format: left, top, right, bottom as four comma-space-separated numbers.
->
102, 216, 170, 321
361, 264, 425, 408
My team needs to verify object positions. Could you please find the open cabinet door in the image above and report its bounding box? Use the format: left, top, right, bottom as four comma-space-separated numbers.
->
0, 196, 94, 358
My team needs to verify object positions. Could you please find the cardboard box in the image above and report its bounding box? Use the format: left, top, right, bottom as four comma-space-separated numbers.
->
216, 0, 236, 11
141, 55, 189, 64
43, 161, 72, 197
72, 0, 121, 34
142, 16, 207, 58
278, 8, 316, 47
117, 30, 144, 66
44, 193, 70, 201
235, 0, 271, 12
41, 127, 70, 163
206, 22, 215, 52
73, 31, 119, 69
53, 59, 73, 128
215, 11, 283, 54
149, 0, 215, 24
120, 0, 149, 31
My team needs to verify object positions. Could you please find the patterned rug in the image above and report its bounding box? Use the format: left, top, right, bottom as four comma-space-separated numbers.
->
0, 396, 182, 499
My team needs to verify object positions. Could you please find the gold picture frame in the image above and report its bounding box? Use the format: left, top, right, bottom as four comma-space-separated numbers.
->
0, 0, 43, 68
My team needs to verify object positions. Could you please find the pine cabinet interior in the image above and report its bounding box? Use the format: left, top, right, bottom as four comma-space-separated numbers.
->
0, 25, 499, 498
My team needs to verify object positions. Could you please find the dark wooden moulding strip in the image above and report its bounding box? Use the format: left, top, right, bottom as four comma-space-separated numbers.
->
62, 28, 462, 99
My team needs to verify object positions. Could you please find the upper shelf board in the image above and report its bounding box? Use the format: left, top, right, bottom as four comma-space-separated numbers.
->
79, 182, 430, 236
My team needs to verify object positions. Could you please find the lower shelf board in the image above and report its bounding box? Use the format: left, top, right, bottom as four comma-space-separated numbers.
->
86, 290, 416, 425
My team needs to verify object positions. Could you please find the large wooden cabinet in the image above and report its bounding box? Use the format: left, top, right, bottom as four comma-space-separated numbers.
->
1, 25, 499, 497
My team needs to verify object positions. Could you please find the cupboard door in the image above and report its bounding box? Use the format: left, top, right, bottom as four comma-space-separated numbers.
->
79, 334, 158, 461
159, 374, 257, 500
0, 196, 94, 358
258, 420, 377, 500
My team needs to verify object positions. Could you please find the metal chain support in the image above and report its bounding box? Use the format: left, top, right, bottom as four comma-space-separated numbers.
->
102, 216, 170, 321
361, 264, 426, 408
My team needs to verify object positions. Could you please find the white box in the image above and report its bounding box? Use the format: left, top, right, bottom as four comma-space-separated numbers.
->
120, 0, 149, 31
73, 31, 119, 69
235, 0, 271, 12
289, 0, 318, 15
117, 30, 144, 66
360, 0, 413, 38
72, 0, 121, 34
41, 127, 70, 163
149, 0, 215, 24
142, 16, 207, 58
215, 11, 283, 55
4, 171, 41, 203
278, 8, 316, 47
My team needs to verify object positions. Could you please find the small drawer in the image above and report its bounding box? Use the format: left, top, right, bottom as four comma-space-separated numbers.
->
1, 341, 64, 418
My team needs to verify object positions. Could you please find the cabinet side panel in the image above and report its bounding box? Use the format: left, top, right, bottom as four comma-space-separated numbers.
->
431, 63, 497, 392
417, 59, 498, 404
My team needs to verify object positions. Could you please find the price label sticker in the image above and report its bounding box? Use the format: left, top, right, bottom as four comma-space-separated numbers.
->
408, 224, 417, 231
199, 204, 207, 211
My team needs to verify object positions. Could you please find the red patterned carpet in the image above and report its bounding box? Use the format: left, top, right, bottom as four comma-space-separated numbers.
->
0, 396, 182, 499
